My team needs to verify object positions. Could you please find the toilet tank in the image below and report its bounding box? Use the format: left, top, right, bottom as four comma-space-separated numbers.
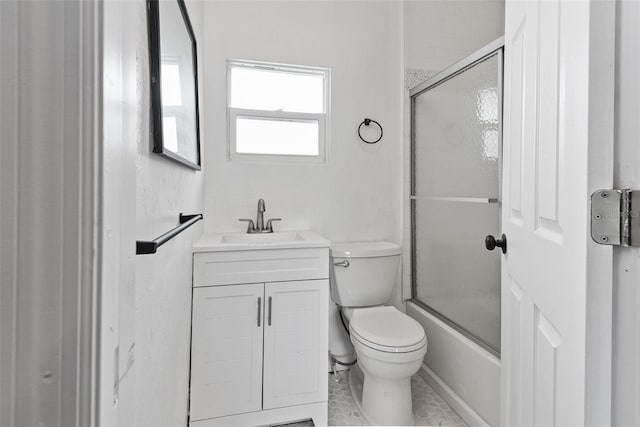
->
330, 241, 401, 307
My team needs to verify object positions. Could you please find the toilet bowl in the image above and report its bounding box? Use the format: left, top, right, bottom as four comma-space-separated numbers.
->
347, 306, 427, 426
329, 242, 428, 426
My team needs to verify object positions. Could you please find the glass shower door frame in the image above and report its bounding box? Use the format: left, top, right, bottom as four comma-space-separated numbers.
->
409, 38, 504, 357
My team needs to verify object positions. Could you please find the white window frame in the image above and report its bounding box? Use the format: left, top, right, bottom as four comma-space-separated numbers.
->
227, 59, 330, 163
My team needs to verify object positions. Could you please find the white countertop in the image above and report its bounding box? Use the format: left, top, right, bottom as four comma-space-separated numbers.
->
193, 230, 330, 252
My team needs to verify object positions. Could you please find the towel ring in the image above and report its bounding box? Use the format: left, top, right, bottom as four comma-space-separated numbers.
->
358, 118, 383, 144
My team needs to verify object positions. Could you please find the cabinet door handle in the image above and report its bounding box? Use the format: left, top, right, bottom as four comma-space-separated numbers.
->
268, 296, 272, 326
257, 297, 262, 327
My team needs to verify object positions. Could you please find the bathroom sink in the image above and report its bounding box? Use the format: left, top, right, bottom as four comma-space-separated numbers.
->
221, 232, 304, 244
193, 230, 329, 252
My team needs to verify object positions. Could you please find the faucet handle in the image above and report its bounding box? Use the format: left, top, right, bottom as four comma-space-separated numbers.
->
238, 218, 256, 233
266, 218, 281, 232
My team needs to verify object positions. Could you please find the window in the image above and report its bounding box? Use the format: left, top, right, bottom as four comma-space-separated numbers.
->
228, 60, 330, 162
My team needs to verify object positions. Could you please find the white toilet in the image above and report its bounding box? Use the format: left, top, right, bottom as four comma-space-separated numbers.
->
330, 241, 427, 426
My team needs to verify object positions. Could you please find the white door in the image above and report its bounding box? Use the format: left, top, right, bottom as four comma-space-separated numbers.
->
501, 0, 614, 425
263, 280, 329, 410
190, 284, 264, 421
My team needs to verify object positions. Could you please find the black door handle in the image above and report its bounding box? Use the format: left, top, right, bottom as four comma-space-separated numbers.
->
485, 234, 507, 254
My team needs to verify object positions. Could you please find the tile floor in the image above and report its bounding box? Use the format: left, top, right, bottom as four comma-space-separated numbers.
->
327, 371, 467, 427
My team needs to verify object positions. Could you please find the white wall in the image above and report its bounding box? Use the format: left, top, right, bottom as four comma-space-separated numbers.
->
202, 1, 402, 243
132, 0, 205, 425
202, 0, 403, 362
101, 1, 138, 425
612, 1, 640, 425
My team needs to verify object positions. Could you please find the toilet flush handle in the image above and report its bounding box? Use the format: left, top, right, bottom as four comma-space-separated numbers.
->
333, 260, 350, 267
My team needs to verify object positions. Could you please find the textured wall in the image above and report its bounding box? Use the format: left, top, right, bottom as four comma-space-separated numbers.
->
134, 0, 205, 425
101, 1, 138, 424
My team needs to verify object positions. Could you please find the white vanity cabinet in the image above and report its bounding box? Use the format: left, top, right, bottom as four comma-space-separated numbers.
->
262, 280, 328, 410
190, 239, 329, 427
190, 284, 265, 420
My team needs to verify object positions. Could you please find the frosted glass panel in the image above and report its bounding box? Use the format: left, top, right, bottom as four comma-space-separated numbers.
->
414, 55, 500, 198
236, 117, 319, 156
412, 52, 501, 353
414, 199, 501, 351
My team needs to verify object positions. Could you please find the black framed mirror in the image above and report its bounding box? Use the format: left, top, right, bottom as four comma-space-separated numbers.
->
147, 0, 201, 170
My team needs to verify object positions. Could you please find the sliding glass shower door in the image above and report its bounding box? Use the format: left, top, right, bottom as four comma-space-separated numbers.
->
410, 44, 503, 354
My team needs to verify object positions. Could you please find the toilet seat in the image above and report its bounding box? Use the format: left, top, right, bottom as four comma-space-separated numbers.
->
349, 306, 427, 353
352, 330, 427, 354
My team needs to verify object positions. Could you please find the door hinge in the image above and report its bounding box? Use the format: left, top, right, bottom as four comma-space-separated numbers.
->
591, 189, 640, 247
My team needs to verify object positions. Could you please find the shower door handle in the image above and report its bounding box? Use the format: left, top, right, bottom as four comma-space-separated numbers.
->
485, 234, 507, 254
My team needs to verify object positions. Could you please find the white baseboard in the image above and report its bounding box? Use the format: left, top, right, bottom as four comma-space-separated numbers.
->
418, 365, 490, 427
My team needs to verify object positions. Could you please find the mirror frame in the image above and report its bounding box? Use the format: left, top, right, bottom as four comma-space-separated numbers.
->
147, 0, 202, 170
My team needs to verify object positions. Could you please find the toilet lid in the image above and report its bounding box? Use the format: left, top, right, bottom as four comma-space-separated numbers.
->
330, 241, 401, 258
349, 306, 426, 351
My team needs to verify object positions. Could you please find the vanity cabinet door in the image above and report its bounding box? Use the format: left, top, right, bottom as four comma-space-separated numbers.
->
190, 284, 264, 421
263, 280, 328, 410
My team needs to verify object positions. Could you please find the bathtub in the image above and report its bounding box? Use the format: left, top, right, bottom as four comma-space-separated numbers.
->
407, 302, 501, 427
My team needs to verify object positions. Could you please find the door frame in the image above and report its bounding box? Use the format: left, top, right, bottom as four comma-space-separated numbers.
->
0, 1, 102, 426
581, 2, 616, 422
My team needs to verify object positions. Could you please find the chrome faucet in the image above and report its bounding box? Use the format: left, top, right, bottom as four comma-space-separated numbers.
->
256, 198, 266, 231
239, 199, 281, 233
